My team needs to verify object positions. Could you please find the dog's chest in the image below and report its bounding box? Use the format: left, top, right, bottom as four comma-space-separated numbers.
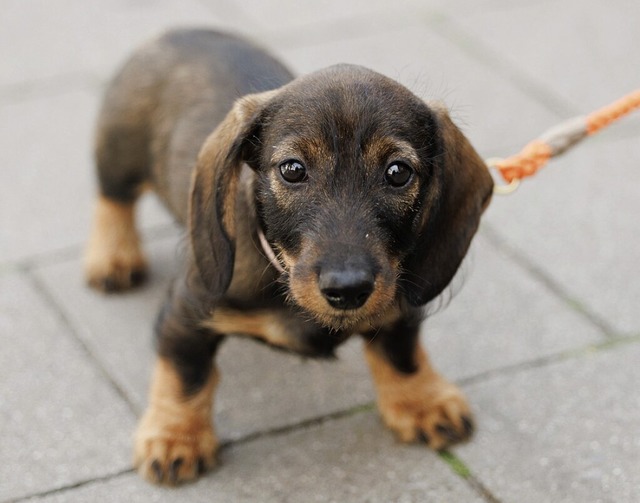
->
202, 305, 350, 357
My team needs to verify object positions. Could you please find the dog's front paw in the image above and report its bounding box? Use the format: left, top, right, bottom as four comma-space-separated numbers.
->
365, 344, 475, 450
378, 377, 474, 450
133, 408, 218, 485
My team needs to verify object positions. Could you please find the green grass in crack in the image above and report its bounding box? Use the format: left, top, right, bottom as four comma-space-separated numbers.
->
438, 450, 472, 479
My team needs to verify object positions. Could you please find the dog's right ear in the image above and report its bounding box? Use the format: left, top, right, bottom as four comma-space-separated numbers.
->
189, 90, 278, 298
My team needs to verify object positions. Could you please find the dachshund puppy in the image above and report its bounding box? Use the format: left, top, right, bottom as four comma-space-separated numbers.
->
84, 28, 493, 484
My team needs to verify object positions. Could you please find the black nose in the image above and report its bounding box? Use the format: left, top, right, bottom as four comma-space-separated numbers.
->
318, 268, 375, 310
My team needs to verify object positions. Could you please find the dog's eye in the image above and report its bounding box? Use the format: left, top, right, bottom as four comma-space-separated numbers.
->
279, 160, 307, 184
384, 162, 413, 187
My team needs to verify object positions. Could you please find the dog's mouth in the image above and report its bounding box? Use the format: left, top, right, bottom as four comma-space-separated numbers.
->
259, 231, 399, 331
302, 306, 392, 332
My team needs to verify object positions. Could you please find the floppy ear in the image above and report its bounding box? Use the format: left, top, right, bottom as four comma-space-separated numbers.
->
189, 90, 277, 298
403, 103, 494, 306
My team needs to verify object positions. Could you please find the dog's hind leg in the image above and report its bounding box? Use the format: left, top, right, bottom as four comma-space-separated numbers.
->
84, 194, 148, 291
84, 91, 151, 292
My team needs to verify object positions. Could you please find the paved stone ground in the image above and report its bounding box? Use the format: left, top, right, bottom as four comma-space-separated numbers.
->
1, 1, 639, 502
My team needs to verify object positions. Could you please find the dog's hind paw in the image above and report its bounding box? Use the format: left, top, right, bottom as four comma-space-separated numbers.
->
84, 252, 147, 292
84, 196, 147, 292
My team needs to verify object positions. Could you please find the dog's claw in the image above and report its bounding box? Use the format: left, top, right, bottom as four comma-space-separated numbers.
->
462, 415, 474, 436
102, 277, 117, 292
197, 457, 208, 475
129, 269, 147, 287
417, 430, 431, 445
436, 423, 460, 443
169, 458, 183, 484
88, 266, 147, 293
150, 459, 163, 482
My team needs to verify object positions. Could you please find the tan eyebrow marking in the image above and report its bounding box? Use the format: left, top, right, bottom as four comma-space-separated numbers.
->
269, 135, 333, 167
364, 136, 420, 168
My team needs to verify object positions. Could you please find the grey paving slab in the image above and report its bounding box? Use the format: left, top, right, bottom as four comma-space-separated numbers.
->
0, 88, 174, 265
0, 0, 233, 88
0, 272, 135, 501
215, 339, 374, 442
30, 412, 485, 503
277, 24, 562, 155
213, 0, 425, 31
202, 0, 554, 33
212, 0, 558, 33
454, 0, 640, 113
32, 232, 185, 412
33, 234, 375, 441
455, 341, 640, 503
425, 0, 559, 18
423, 234, 605, 383
485, 135, 640, 335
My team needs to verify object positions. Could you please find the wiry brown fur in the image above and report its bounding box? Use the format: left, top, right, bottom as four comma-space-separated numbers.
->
85, 28, 493, 485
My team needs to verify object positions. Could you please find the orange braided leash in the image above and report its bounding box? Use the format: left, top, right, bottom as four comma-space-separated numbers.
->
490, 89, 640, 192
586, 89, 640, 134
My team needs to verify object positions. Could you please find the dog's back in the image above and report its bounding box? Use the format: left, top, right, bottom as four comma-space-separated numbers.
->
94, 28, 293, 222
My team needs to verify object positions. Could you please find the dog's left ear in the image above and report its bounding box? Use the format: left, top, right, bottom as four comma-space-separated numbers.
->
403, 103, 494, 306
189, 90, 277, 298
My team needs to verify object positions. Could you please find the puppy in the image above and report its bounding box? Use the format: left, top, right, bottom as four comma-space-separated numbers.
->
84, 28, 493, 484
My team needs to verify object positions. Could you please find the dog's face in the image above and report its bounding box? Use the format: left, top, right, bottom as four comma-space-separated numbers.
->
251, 68, 444, 329
190, 65, 493, 330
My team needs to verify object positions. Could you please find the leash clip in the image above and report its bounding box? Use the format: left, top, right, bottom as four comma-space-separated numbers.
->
486, 158, 521, 195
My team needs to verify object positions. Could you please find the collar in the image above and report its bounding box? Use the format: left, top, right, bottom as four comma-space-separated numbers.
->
257, 226, 286, 274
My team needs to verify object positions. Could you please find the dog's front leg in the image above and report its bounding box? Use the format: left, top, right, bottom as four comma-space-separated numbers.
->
134, 282, 223, 484
363, 319, 474, 450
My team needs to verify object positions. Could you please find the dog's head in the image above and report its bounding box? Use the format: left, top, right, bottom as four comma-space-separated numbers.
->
190, 65, 493, 330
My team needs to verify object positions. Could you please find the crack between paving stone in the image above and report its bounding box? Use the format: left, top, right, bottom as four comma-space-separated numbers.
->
2, 404, 377, 502
480, 224, 620, 339
459, 350, 574, 388
438, 451, 503, 503
459, 332, 640, 389
22, 268, 141, 417
2, 468, 134, 503
0, 223, 179, 275
426, 13, 579, 119
465, 475, 503, 503
219, 401, 377, 450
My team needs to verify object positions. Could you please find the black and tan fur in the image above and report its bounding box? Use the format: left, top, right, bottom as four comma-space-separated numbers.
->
85, 29, 493, 484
